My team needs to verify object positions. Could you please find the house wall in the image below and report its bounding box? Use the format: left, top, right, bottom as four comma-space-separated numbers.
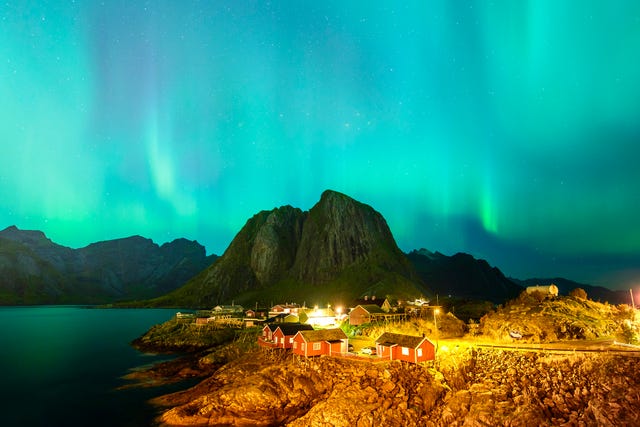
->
272, 330, 295, 349
292, 334, 348, 357
392, 346, 416, 363
526, 285, 559, 297
262, 325, 273, 340
292, 336, 306, 356
381, 341, 435, 363
273, 329, 285, 347
349, 306, 370, 326
417, 341, 436, 362
378, 345, 393, 360
328, 341, 345, 355
306, 341, 327, 356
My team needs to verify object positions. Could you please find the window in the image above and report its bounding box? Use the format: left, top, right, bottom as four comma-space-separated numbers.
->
289, 337, 293, 344
293, 342, 297, 349
417, 348, 423, 357
313, 342, 322, 351
401, 347, 409, 356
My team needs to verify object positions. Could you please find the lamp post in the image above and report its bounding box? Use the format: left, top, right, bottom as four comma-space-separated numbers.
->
433, 307, 440, 352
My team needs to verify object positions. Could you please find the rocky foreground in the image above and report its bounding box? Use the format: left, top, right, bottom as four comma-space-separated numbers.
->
146, 346, 640, 426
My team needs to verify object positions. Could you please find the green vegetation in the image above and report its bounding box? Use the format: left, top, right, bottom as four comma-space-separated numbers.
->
438, 296, 495, 322
479, 291, 638, 343
345, 313, 466, 341
132, 318, 239, 352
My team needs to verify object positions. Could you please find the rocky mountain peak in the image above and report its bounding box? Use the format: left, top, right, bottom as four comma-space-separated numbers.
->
161, 190, 426, 307
1, 225, 56, 247
292, 190, 400, 283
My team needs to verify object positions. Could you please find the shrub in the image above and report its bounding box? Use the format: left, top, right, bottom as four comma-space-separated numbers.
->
569, 288, 588, 300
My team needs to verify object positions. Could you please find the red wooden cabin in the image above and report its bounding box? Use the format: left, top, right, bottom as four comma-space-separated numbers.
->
376, 332, 435, 363
292, 328, 348, 357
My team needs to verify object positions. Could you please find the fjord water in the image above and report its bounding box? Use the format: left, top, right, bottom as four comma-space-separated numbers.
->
0, 306, 181, 427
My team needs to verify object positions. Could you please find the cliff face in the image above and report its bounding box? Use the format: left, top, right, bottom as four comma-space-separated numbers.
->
292, 190, 412, 283
250, 206, 306, 285
158, 190, 428, 307
181, 206, 307, 306
0, 226, 215, 304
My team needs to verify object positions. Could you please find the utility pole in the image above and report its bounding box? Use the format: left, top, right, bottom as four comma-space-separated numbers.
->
433, 307, 440, 352
631, 289, 636, 310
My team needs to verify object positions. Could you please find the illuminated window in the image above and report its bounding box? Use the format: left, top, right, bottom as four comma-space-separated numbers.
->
401, 347, 409, 356
313, 342, 321, 351
289, 337, 293, 344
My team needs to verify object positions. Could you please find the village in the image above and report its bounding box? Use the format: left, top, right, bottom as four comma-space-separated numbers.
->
173, 284, 563, 365
136, 283, 640, 427
174, 294, 452, 365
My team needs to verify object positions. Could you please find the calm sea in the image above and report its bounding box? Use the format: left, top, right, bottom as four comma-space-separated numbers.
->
0, 306, 189, 427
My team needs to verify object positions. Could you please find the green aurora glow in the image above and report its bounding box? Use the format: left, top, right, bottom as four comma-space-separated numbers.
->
1, 1, 639, 287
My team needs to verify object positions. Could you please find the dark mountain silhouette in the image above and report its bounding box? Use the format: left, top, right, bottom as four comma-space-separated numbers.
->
151, 190, 429, 308
2, 193, 626, 308
406, 248, 523, 304
0, 226, 216, 304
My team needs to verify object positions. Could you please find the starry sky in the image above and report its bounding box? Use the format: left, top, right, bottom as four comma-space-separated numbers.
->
1, 1, 639, 289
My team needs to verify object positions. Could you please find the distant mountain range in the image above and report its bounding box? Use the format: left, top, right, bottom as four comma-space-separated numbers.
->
0, 226, 217, 304
1, 190, 630, 307
406, 249, 523, 304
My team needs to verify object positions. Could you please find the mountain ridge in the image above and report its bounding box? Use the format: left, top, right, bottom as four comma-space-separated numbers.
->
0, 226, 216, 304
1, 192, 627, 307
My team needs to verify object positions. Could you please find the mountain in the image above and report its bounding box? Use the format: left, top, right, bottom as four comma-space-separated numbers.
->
151, 190, 429, 308
511, 277, 631, 305
0, 226, 216, 305
406, 248, 523, 304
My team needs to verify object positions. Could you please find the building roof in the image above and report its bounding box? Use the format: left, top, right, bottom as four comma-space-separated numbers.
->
265, 313, 288, 323
274, 323, 314, 336
271, 303, 301, 310
298, 328, 347, 342
376, 332, 431, 349
353, 297, 389, 307
352, 304, 386, 314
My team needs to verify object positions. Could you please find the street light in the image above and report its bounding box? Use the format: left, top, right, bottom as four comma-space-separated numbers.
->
433, 308, 440, 351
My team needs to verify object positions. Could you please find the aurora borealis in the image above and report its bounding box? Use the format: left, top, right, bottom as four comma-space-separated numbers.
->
1, 1, 639, 288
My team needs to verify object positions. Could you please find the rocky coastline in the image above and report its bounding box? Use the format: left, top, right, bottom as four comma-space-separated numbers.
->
128, 340, 640, 426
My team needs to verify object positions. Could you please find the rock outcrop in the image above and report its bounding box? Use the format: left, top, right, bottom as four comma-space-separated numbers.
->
479, 293, 636, 342
152, 347, 640, 426
155, 351, 446, 427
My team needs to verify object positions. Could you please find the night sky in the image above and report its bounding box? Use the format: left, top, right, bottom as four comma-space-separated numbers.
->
2, 1, 639, 289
